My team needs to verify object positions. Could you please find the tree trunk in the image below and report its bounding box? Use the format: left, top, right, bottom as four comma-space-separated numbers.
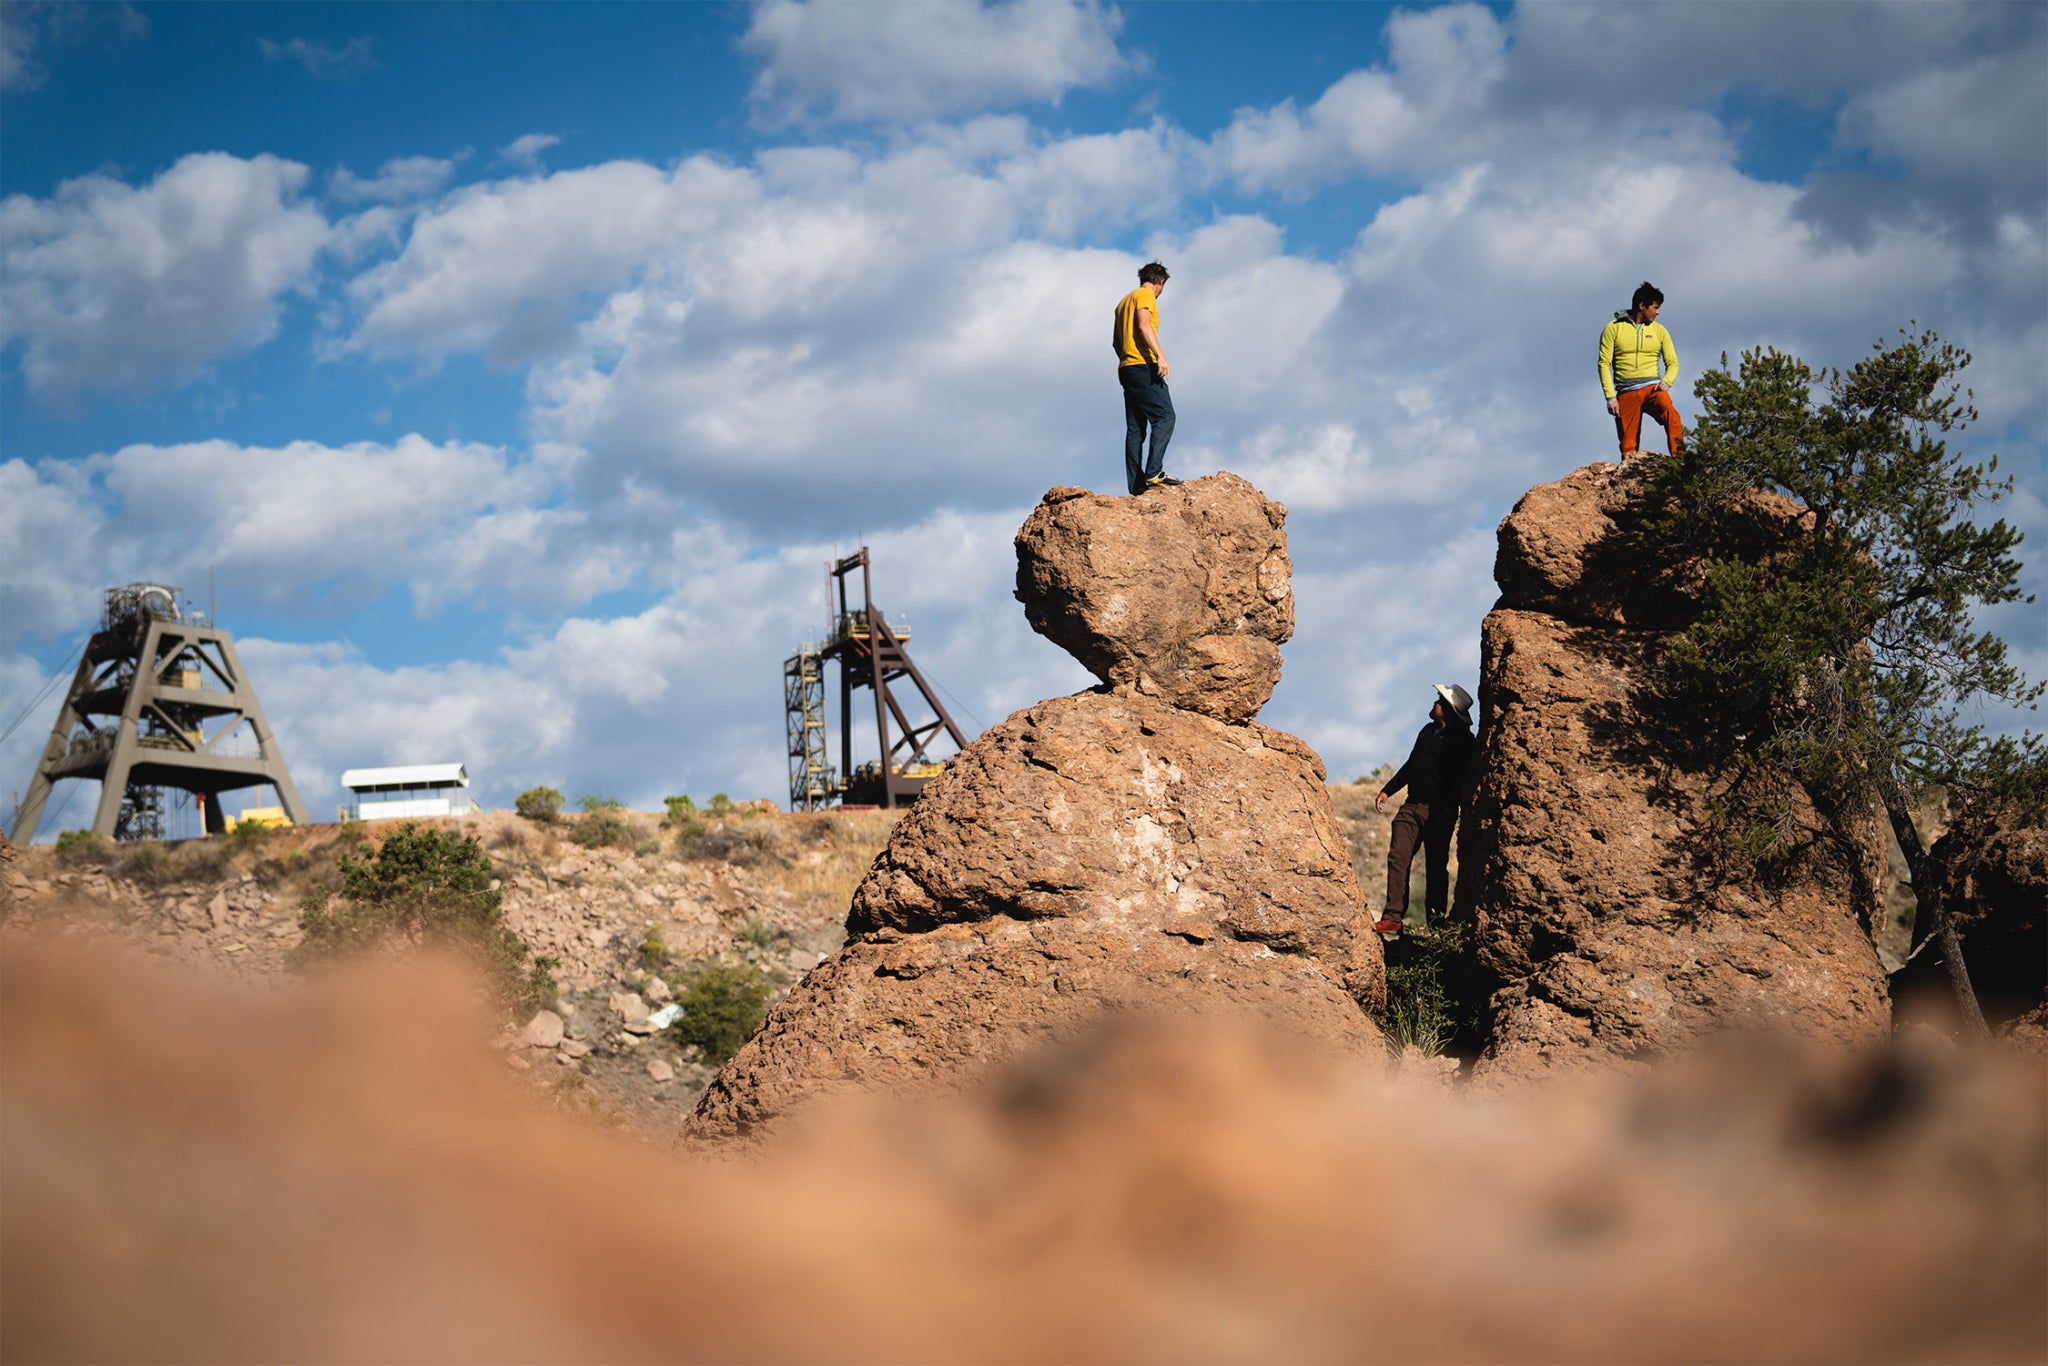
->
1884, 793, 1989, 1039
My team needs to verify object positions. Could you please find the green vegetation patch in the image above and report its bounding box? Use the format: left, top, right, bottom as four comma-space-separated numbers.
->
669, 962, 772, 1064
290, 821, 557, 1018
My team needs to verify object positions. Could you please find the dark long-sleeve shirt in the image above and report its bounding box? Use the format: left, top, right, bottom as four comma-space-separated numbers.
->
1382, 720, 1474, 807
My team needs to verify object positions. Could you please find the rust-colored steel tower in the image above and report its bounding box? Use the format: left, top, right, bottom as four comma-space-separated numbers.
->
782, 549, 967, 810
9, 584, 308, 842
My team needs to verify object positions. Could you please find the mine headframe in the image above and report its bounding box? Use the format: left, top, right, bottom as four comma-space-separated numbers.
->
783, 549, 968, 811
8, 583, 309, 844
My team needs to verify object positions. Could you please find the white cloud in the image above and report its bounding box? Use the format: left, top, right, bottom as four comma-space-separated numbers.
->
497, 133, 562, 172
0, 438, 637, 643
258, 35, 376, 79
742, 0, 1128, 125
1211, 4, 1510, 193
1837, 44, 2048, 206
330, 154, 463, 205
0, 152, 329, 398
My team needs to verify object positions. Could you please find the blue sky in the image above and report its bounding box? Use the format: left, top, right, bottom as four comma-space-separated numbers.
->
4, 0, 2044, 837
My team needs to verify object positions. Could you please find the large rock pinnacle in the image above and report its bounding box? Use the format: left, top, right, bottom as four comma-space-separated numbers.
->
1459, 461, 1893, 1080
685, 474, 1380, 1144
1014, 473, 1293, 723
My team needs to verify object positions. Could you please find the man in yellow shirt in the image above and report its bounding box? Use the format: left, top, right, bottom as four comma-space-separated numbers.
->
1113, 262, 1181, 494
1597, 281, 1684, 459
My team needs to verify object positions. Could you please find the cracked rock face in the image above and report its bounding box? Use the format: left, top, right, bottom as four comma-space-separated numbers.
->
1014, 473, 1293, 723
685, 476, 1381, 1145
1459, 462, 1892, 1081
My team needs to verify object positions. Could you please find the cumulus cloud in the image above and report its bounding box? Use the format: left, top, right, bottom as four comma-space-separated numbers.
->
497, 133, 563, 172
330, 154, 464, 204
0, 1, 147, 94
221, 502, 1088, 815
1212, 3, 1511, 193
742, 0, 1128, 125
0, 437, 633, 648
0, 152, 329, 398
258, 35, 377, 79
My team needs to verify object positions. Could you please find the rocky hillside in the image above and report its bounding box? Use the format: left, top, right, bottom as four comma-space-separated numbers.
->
1, 778, 1427, 1142
0, 806, 898, 1140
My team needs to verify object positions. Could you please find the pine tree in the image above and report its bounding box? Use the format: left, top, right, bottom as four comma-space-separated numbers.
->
1650, 328, 2045, 1034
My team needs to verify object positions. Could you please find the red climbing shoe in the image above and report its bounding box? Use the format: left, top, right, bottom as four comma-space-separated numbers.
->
1373, 917, 1404, 938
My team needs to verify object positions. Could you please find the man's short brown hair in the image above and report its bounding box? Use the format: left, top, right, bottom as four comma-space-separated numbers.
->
1138, 262, 1170, 287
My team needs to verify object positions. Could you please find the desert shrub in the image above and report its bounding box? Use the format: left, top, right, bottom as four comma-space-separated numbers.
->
738, 916, 777, 948
1378, 919, 1485, 1059
577, 794, 624, 812
672, 816, 710, 856
662, 795, 696, 824
116, 841, 175, 885
669, 963, 771, 1063
568, 807, 632, 850
680, 820, 786, 868
253, 847, 309, 889
487, 822, 525, 851
514, 787, 564, 823
170, 839, 229, 884
638, 927, 671, 971
53, 829, 114, 866
290, 822, 557, 1017
224, 818, 275, 857
707, 792, 736, 815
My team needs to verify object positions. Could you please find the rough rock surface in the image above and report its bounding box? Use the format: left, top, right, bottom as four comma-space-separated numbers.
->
689, 691, 1384, 1142
1459, 462, 1893, 1079
689, 478, 1381, 1144
1014, 474, 1293, 724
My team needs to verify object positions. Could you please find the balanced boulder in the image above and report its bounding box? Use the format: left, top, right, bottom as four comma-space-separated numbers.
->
1014, 473, 1293, 724
686, 476, 1382, 1144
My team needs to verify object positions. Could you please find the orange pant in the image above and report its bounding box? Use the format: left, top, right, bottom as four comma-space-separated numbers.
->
1614, 385, 1683, 455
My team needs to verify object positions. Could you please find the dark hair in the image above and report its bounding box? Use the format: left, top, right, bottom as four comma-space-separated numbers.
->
1631, 281, 1664, 310
1138, 261, 1170, 287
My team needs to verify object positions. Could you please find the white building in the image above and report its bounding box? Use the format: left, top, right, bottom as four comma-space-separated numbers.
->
340, 763, 482, 822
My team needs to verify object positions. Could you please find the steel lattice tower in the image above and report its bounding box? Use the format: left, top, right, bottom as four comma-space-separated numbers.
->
9, 584, 308, 843
781, 549, 967, 810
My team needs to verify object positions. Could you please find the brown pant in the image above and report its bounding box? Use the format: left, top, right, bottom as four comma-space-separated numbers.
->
1613, 385, 1684, 455
1385, 800, 1457, 920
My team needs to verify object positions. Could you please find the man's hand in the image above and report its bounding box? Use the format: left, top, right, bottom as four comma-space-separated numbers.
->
1605, 397, 1620, 416
1156, 359, 1171, 380
1375, 790, 1388, 813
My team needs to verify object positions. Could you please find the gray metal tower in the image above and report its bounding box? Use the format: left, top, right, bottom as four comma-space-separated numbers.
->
9, 584, 309, 843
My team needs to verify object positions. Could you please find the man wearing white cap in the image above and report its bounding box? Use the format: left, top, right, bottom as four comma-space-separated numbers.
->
1374, 683, 1476, 939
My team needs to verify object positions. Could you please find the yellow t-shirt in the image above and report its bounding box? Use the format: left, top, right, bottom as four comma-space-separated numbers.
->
1114, 286, 1160, 368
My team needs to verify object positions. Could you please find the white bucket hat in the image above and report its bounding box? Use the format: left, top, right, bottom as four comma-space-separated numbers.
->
1432, 682, 1474, 723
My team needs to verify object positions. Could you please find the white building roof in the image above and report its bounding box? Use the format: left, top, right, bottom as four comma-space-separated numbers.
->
341, 763, 470, 792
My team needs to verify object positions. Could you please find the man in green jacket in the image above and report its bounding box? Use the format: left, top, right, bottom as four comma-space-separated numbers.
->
1597, 281, 1684, 459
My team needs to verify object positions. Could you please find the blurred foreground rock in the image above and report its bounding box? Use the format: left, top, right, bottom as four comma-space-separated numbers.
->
5, 938, 2042, 1363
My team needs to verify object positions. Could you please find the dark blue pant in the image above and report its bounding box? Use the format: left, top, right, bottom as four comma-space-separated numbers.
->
1120, 364, 1176, 493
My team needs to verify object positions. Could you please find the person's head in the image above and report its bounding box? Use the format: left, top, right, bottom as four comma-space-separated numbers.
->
1630, 281, 1664, 323
1432, 682, 1474, 728
1138, 262, 1170, 293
